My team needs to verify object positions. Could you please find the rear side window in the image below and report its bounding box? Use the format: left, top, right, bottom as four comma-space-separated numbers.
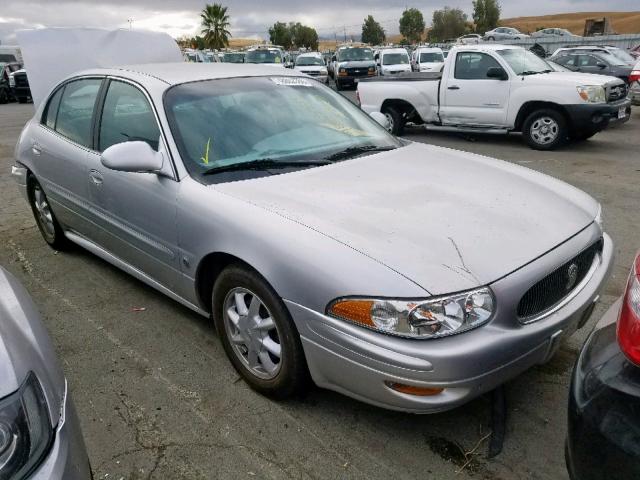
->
98, 81, 160, 152
55, 79, 102, 147
43, 87, 64, 129
454, 52, 502, 80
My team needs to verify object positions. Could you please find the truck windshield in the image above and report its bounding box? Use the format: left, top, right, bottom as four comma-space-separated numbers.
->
338, 48, 373, 62
246, 50, 282, 64
296, 57, 324, 66
164, 76, 400, 183
419, 52, 444, 63
223, 53, 245, 63
383, 53, 409, 65
498, 49, 552, 75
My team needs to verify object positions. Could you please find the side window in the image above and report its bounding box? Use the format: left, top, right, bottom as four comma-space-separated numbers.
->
42, 87, 64, 129
99, 81, 160, 152
579, 55, 597, 67
454, 52, 502, 80
556, 55, 574, 66
55, 79, 102, 147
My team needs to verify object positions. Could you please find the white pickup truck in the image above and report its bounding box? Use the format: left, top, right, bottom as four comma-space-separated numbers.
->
358, 44, 632, 150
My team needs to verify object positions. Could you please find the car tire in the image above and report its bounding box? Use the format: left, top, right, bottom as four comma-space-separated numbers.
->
488, 36, 495, 41
522, 109, 567, 151
27, 175, 71, 250
17, 96, 28, 104
212, 264, 309, 399
335, 80, 342, 91
381, 105, 405, 136
0, 89, 8, 104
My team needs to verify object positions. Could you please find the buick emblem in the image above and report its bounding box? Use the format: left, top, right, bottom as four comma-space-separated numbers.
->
566, 263, 579, 291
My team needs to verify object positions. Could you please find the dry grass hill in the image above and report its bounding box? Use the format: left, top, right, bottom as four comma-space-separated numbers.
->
500, 11, 640, 35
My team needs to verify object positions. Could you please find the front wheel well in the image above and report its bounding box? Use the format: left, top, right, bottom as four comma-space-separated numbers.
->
515, 102, 570, 132
195, 252, 256, 313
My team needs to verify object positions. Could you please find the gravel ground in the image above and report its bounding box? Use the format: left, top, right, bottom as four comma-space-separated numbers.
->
1, 98, 638, 480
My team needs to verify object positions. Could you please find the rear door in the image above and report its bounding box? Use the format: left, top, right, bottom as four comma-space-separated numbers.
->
88, 78, 180, 289
33, 77, 104, 236
439, 50, 510, 127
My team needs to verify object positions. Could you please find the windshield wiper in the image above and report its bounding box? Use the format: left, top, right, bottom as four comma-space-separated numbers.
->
520, 70, 552, 76
323, 145, 396, 162
202, 158, 330, 176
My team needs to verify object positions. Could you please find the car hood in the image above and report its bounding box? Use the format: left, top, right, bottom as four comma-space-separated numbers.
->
527, 71, 624, 86
214, 143, 598, 294
0, 268, 64, 425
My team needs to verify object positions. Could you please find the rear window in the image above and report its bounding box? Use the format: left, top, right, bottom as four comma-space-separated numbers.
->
55, 79, 102, 148
420, 52, 444, 63
383, 53, 409, 65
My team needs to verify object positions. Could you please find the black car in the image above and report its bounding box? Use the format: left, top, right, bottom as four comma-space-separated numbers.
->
0, 62, 21, 103
551, 51, 634, 83
566, 251, 640, 480
11, 69, 31, 103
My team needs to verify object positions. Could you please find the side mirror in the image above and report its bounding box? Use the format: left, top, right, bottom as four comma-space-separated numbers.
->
370, 112, 391, 131
596, 62, 607, 69
101, 141, 164, 173
486, 66, 508, 80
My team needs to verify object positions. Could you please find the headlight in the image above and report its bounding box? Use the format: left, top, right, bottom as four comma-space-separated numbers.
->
8, 75, 15, 88
577, 85, 606, 104
320, 68, 328, 75
0, 373, 53, 478
327, 288, 494, 339
595, 204, 603, 231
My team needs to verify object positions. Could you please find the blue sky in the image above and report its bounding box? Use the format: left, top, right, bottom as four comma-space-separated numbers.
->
1, 0, 637, 44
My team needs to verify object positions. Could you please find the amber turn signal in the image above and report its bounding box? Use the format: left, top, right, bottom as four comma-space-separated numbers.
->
328, 299, 375, 327
385, 381, 444, 397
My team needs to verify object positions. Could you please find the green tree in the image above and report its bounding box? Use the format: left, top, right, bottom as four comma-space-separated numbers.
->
200, 3, 231, 49
399, 8, 425, 44
472, 0, 501, 34
361, 15, 386, 45
269, 21, 292, 49
429, 7, 468, 42
293, 24, 319, 50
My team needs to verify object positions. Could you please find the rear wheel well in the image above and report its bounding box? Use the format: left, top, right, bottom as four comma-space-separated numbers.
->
381, 99, 423, 124
515, 102, 570, 132
195, 252, 254, 313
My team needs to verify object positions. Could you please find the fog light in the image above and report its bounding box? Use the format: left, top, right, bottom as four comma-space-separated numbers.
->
385, 381, 444, 396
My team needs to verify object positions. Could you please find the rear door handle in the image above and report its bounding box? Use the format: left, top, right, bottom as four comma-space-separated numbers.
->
32, 144, 41, 156
89, 169, 103, 186
447, 85, 460, 90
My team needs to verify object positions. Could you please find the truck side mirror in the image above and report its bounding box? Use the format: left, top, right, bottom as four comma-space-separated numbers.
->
596, 62, 607, 69
486, 67, 508, 80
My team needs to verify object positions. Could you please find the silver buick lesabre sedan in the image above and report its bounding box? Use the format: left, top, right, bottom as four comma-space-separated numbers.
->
0, 266, 91, 478
12, 63, 612, 413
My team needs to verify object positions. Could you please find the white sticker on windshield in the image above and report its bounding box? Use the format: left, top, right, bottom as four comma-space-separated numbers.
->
270, 77, 316, 87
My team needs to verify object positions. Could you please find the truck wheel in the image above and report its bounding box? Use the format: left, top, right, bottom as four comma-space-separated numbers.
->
523, 109, 567, 151
17, 96, 28, 104
381, 106, 405, 136
0, 89, 8, 104
335, 80, 342, 91
212, 264, 309, 399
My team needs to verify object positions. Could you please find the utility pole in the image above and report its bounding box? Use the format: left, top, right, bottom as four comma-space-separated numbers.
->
343, 26, 347, 43
127, 18, 134, 30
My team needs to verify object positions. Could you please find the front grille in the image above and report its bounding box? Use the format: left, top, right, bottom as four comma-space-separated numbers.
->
346, 67, 370, 77
301, 70, 320, 76
517, 239, 603, 320
14, 73, 29, 88
607, 83, 628, 102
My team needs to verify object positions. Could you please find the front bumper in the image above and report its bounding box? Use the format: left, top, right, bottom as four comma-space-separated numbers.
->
287, 227, 613, 413
11, 163, 29, 202
31, 381, 92, 479
566, 298, 640, 480
630, 83, 640, 106
336, 75, 374, 85
564, 98, 632, 133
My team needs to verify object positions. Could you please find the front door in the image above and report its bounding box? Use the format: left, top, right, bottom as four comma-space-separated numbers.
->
88, 79, 180, 289
440, 51, 510, 127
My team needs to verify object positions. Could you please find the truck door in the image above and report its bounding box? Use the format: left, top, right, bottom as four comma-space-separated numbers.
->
439, 51, 510, 127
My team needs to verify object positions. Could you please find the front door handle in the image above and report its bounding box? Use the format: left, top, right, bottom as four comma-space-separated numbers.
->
448, 85, 460, 90
89, 169, 103, 186
32, 144, 41, 156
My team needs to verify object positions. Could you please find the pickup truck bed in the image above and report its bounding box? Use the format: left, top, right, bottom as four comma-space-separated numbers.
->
359, 72, 442, 83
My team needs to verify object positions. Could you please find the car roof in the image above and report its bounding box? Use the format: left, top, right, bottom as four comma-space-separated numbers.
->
73, 63, 300, 86
381, 48, 408, 54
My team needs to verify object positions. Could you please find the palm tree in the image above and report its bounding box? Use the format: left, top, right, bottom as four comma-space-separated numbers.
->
200, 3, 231, 49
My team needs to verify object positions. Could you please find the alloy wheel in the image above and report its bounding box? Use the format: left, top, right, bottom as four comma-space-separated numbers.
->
32, 185, 56, 241
530, 116, 559, 145
223, 287, 282, 380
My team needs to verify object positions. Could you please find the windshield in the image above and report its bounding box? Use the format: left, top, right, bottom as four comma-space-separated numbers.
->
606, 49, 635, 64
419, 52, 444, 63
223, 53, 245, 63
245, 50, 283, 64
498, 49, 552, 75
338, 48, 373, 62
296, 56, 324, 66
0, 54, 17, 63
383, 53, 409, 65
164, 76, 400, 183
